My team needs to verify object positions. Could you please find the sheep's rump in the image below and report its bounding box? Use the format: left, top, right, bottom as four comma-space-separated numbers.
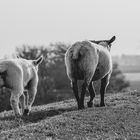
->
65, 41, 99, 80
65, 40, 112, 81
0, 59, 34, 89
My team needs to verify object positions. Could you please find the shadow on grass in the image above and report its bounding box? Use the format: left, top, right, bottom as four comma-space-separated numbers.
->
23, 106, 77, 123
0, 106, 77, 123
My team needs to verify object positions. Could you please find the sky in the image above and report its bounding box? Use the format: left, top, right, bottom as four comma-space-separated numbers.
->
0, 0, 140, 58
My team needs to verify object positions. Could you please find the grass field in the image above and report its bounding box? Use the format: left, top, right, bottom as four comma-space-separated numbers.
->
0, 91, 140, 140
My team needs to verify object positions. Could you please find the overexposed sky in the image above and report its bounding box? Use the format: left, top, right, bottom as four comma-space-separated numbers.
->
0, 0, 140, 58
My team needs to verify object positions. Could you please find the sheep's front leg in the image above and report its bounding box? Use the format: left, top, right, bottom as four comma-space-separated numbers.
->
100, 74, 110, 107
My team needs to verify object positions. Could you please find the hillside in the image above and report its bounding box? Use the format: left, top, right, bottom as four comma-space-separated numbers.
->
0, 91, 140, 140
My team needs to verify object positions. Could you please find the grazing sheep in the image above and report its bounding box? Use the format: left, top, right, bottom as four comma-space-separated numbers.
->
65, 36, 116, 109
0, 56, 43, 117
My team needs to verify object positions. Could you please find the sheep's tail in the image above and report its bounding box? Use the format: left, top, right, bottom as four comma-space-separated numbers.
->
71, 42, 88, 60
70, 43, 83, 60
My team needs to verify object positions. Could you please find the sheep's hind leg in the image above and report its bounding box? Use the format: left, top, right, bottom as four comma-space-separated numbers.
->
80, 71, 94, 109
23, 87, 37, 116
71, 80, 80, 109
19, 94, 25, 115
79, 81, 88, 109
10, 91, 21, 118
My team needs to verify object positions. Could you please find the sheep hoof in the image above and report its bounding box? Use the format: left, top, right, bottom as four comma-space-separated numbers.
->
87, 102, 93, 107
100, 103, 105, 107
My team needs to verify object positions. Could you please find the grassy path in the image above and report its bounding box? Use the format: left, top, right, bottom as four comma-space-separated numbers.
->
0, 91, 140, 140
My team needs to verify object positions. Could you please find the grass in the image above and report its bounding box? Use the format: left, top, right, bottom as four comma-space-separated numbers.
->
0, 91, 140, 140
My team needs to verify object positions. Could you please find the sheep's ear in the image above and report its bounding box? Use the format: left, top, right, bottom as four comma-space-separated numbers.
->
108, 36, 116, 44
33, 55, 43, 66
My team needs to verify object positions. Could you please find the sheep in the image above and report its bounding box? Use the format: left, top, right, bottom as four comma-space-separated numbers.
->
65, 36, 116, 109
0, 56, 43, 117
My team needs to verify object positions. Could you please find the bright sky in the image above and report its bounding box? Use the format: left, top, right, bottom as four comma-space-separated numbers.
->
0, 0, 140, 58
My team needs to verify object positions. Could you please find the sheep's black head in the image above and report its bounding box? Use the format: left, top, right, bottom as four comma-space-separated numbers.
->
90, 36, 116, 51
